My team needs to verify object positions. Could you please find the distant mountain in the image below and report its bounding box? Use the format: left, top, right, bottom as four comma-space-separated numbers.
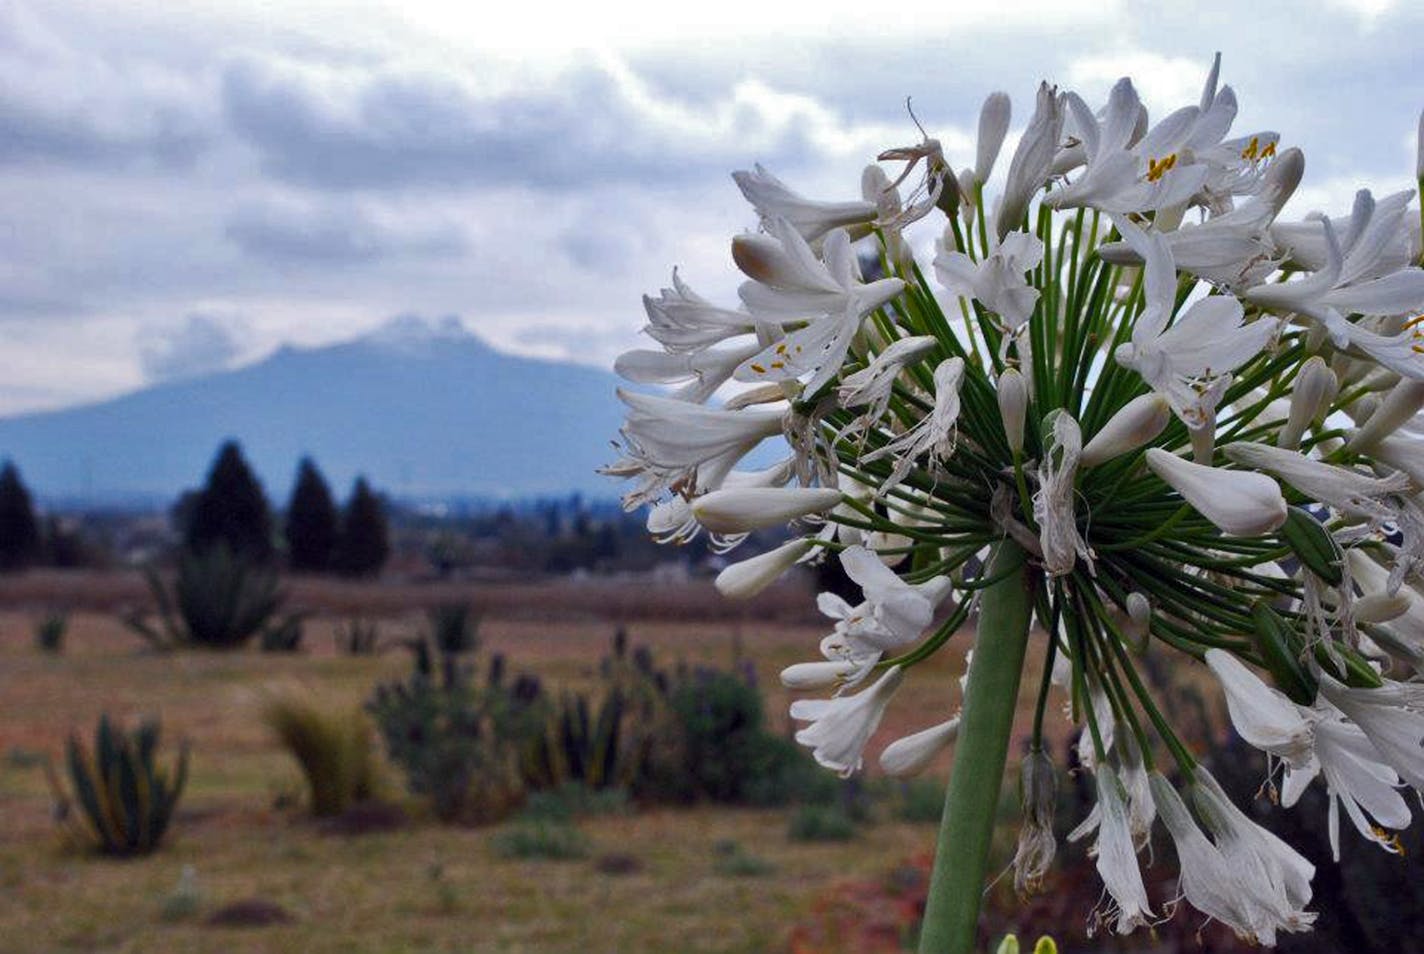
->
0, 317, 630, 505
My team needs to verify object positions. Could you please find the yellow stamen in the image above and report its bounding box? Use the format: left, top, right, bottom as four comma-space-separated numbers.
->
1241, 136, 1260, 161
1146, 153, 1179, 183
770, 361, 785, 370
750, 363, 766, 374
1261, 141, 1276, 159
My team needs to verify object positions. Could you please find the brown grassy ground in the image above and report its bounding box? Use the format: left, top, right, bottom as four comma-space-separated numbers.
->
0, 572, 1078, 954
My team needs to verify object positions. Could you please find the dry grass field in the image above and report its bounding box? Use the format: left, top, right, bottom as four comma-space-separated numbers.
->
0, 570, 1065, 954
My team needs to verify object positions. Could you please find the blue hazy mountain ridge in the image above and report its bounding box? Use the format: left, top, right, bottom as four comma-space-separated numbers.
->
0, 318, 631, 504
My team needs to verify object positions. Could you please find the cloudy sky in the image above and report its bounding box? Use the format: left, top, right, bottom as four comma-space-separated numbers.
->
1, 0, 1420, 415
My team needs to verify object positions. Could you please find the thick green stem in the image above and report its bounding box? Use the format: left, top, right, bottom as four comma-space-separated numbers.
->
918, 540, 1034, 954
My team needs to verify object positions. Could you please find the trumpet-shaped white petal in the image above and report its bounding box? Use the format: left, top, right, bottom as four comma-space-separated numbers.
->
1145, 448, 1287, 535
837, 335, 938, 423
790, 665, 905, 776
1113, 216, 1279, 427
1081, 393, 1171, 467
935, 230, 1044, 331
997, 82, 1063, 239
732, 164, 877, 243
1089, 767, 1154, 935
1317, 673, 1424, 791
615, 341, 765, 404
641, 270, 761, 353
714, 538, 815, 599
1191, 769, 1315, 942
879, 716, 960, 777
1285, 716, 1412, 861
1222, 442, 1409, 523
692, 487, 842, 534
1205, 649, 1315, 768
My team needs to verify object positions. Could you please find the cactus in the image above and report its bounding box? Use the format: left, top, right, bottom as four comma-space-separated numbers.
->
48, 715, 189, 856
124, 544, 286, 650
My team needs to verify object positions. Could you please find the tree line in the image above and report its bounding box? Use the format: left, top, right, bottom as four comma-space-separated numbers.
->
0, 441, 389, 576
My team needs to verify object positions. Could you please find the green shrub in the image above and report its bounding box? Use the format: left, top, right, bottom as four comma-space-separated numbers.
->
712, 840, 776, 877
491, 820, 590, 860
787, 804, 858, 842
47, 715, 188, 856
367, 641, 539, 823
125, 544, 286, 650
34, 613, 67, 654
521, 783, 630, 821
261, 689, 378, 817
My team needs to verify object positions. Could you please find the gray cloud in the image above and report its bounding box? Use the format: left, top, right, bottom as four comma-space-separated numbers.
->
0, 3, 210, 169
220, 53, 898, 191
225, 198, 466, 266
140, 313, 245, 382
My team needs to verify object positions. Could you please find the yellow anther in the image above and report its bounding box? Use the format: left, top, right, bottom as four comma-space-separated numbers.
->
1146, 153, 1178, 183
775, 343, 788, 355
750, 363, 767, 374
1241, 136, 1260, 160
770, 361, 785, 370
1261, 142, 1276, 159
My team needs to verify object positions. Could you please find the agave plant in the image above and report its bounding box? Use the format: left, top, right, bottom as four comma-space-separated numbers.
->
126, 544, 289, 650
47, 715, 189, 856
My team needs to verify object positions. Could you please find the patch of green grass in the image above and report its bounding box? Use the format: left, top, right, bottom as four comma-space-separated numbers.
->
787, 805, 858, 842
521, 783, 630, 822
491, 820, 591, 860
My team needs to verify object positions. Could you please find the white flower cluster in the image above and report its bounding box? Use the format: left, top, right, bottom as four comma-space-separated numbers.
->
606, 53, 1424, 943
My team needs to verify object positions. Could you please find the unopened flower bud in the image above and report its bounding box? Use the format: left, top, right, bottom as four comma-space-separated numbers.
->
1347, 379, 1424, 453
879, 716, 960, 777
731, 233, 798, 287
1145, 449, 1287, 536
1081, 393, 1171, 467
1417, 107, 1424, 181
998, 367, 1028, 455
1355, 592, 1412, 624
715, 538, 815, 599
975, 92, 1012, 184
780, 660, 860, 690
693, 487, 842, 534
1259, 146, 1305, 220
1278, 357, 1337, 449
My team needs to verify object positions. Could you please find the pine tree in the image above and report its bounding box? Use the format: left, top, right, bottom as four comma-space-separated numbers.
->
334, 477, 389, 577
0, 461, 41, 571
185, 440, 274, 563
284, 457, 339, 573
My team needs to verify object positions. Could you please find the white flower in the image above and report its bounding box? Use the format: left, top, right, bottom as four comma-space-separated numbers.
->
879, 716, 960, 777
997, 82, 1063, 239
1080, 393, 1171, 467
817, 545, 946, 672
1112, 216, 1279, 427
1191, 769, 1315, 941
641, 270, 760, 353
714, 538, 815, 599
934, 230, 1044, 332
1348, 378, 1424, 452
790, 665, 905, 776
732, 219, 905, 395
1246, 215, 1424, 380
1283, 716, 1412, 861
1205, 649, 1315, 768
1317, 673, 1424, 791
732, 164, 878, 243
613, 389, 782, 484
1145, 448, 1287, 536
1222, 442, 1409, 523
1087, 766, 1154, 935
615, 341, 765, 405
692, 486, 842, 534
1046, 78, 1209, 215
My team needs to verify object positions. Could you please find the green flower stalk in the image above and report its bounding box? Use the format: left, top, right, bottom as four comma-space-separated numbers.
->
606, 53, 1424, 948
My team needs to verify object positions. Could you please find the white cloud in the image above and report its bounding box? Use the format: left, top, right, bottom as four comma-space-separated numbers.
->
1066, 51, 1208, 116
